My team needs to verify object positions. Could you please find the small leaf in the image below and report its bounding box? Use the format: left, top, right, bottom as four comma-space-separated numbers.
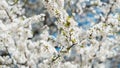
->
80, 45, 84, 48
64, 21, 70, 27
64, 16, 71, 27
70, 29, 74, 32
55, 10, 60, 16
67, 16, 71, 20
102, 23, 107, 27
62, 30, 66, 36
71, 38, 76, 43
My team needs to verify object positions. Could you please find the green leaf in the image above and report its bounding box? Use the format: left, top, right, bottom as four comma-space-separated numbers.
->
71, 38, 76, 43
64, 21, 70, 27
64, 16, 72, 27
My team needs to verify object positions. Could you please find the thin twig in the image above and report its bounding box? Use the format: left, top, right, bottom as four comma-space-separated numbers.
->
2, 5, 13, 22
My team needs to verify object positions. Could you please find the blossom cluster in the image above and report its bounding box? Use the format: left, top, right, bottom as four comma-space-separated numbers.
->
0, 0, 120, 68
